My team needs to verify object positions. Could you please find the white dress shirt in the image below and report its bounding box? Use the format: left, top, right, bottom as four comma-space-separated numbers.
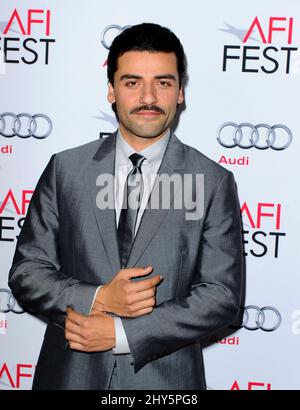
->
91, 128, 170, 354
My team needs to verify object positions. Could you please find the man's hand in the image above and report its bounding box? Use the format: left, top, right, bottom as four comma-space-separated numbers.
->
92, 266, 163, 317
65, 307, 116, 352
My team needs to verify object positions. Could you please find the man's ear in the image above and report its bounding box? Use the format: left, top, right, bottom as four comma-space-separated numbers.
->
177, 86, 184, 105
107, 82, 115, 104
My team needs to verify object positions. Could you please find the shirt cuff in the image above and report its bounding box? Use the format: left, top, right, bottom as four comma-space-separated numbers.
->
112, 316, 131, 354
89, 285, 103, 314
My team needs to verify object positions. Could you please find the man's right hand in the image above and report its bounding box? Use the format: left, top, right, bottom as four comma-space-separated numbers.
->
92, 266, 163, 318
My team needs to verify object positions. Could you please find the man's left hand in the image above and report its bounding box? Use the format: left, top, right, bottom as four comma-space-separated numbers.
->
65, 307, 116, 352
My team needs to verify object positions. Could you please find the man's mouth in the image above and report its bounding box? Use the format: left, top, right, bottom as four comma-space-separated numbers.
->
135, 110, 161, 116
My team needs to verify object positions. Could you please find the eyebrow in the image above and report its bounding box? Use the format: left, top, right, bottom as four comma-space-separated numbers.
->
120, 74, 177, 81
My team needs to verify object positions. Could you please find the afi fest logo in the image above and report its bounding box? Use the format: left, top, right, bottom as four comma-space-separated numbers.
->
0, 189, 33, 242
241, 202, 285, 258
222, 16, 298, 74
231, 380, 271, 390
0, 8, 55, 65
0, 363, 34, 389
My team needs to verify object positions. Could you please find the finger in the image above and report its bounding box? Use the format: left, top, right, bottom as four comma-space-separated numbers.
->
65, 331, 86, 345
66, 308, 86, 325
65, 319, 82, 335
132, 307, 154, 317
128, 298, 156, 313
122, 266, 153, 280
128, 288, 156, 304
130, 275, 163, 292
68, 342, 86, 351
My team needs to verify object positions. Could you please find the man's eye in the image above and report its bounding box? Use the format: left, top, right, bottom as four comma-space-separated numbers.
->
159, 81, 171, 87
126, 81, 138, 87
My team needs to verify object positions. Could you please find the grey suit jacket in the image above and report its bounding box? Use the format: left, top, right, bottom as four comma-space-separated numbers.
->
9, 132, 243, 390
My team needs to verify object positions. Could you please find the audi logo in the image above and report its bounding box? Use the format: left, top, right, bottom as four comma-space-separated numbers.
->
0, 113, 53, 139
230, 305, 282, 332
0, 288, 25, 314
217, 122, 292, 150
101, 24, 132, 50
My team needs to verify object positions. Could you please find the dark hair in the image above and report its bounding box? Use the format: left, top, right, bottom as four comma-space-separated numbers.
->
107, 23, 187, 87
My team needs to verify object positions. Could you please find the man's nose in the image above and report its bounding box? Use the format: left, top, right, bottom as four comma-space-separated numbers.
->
139, 84, 158, 105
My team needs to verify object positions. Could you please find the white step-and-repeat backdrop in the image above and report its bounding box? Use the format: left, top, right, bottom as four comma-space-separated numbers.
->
1, 0, 299, 390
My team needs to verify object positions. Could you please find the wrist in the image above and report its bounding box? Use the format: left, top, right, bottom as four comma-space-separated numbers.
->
96, 286, 108, 311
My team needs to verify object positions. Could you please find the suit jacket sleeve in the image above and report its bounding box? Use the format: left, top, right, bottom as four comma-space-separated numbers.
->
121, 171, 243, 372
8, 154, 98, 326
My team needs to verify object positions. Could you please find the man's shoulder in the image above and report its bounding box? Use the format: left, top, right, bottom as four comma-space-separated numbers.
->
54, 137, 105, 164
46, 135, 115, 183
178, 137, 232, 179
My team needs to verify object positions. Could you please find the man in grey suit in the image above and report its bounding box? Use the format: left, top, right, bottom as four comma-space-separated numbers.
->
9, 23, 243, 390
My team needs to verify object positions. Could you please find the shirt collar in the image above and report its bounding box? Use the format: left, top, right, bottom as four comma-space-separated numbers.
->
116, 128, 170, 167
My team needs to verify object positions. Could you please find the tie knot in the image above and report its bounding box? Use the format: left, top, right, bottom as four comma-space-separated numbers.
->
129, 153, 145, 168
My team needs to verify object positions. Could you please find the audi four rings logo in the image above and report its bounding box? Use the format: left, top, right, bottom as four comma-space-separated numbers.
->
101, 24, 132, 50
0, 113, 53, 139
231, 305, 282, 331
0, 289, 25, 314
217, 122, 292, 150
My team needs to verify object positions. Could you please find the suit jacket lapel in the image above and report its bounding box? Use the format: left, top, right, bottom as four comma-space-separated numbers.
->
88, 132, 121, 275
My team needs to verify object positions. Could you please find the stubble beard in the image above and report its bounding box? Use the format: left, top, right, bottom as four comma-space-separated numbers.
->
120, 113, 171, 140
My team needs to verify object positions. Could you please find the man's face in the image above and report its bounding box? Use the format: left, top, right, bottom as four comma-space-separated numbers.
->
107, 51, 184, 140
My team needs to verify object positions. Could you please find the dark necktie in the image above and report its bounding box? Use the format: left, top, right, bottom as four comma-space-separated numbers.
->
117, 153, 146, 268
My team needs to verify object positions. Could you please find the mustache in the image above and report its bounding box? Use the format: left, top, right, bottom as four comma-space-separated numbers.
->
130, 105, 166, 115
